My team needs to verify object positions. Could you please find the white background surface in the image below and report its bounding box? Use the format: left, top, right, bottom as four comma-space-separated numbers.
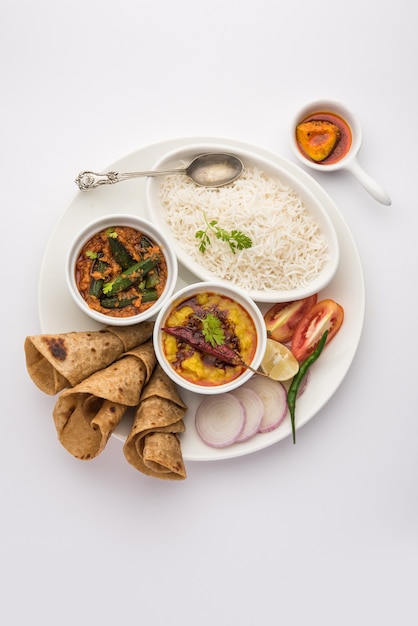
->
2, 1, 416, 624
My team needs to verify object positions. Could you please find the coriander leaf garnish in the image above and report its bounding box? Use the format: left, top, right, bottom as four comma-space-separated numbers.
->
102, 281, 114, 295
194, 313, 225, 347
86, 250, 98, 259
195, 227, 211, 254
195, 212, 252, 255
105, 228, 118, 238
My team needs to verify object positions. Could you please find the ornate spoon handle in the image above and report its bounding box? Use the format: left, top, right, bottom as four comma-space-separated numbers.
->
75, 168, 186, 191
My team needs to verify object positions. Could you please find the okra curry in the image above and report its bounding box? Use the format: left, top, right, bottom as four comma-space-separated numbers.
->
75, 225, 168, 318
162, 291, 258, 386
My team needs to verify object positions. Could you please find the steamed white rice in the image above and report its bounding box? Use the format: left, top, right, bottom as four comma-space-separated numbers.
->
159, 166, 329, 293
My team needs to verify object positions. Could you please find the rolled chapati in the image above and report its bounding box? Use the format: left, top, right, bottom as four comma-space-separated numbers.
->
52, 341, 156, 460
123, 364, 187, 480
24, 322, 154, 395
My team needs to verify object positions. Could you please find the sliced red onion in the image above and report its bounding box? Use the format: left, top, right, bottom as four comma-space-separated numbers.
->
195, 394, 245, 448
231, 387, 264, 442
243, 376, 288, 433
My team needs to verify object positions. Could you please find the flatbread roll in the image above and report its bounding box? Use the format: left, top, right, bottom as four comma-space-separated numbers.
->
24, 322, 154, 395
52, 341, 156, 460
123, 364, 187, 480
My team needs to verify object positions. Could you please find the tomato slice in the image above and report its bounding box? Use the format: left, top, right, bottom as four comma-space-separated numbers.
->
264, 295, 318, 343
291, 299, 344, 361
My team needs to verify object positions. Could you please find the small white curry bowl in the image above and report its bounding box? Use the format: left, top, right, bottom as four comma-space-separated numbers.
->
66, 214, 178, 326
153, 281, 267, 395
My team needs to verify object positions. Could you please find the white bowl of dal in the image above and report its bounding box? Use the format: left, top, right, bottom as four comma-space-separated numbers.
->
153, 281, 267, 395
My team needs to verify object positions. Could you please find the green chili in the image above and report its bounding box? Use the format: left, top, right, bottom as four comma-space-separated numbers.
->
287, 329, 329, 444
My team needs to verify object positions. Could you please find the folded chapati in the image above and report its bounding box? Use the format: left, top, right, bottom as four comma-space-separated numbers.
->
24, 322, 154, 395
123, 364, 187, 480
52, 341, 157, 460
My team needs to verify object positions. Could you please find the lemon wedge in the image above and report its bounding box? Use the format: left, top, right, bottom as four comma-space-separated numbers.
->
260, 338, 299, 381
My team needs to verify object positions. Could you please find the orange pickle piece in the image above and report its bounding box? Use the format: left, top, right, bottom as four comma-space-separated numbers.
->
296, 120, 341, 162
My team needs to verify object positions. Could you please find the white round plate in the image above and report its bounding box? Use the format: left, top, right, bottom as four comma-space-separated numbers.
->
38, 136, 365, 461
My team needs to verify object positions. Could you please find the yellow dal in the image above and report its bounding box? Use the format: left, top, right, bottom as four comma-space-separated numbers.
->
163, 292, 257, 386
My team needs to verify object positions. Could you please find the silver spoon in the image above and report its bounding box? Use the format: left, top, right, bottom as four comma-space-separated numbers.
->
75, 152, 243, 191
